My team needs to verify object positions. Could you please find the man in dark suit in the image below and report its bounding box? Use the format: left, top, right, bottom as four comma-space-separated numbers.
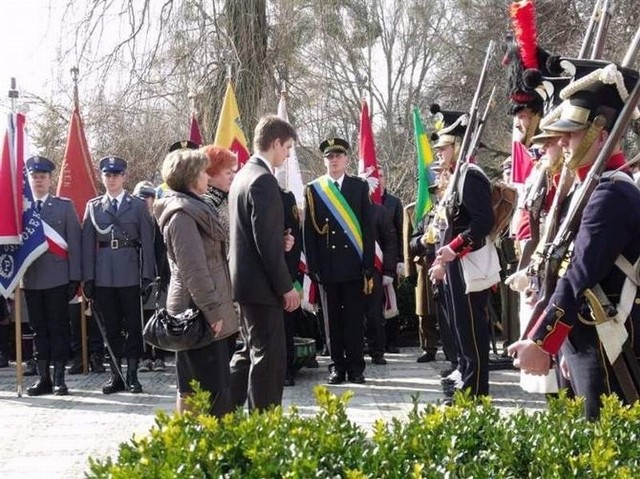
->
379, 168, 404, 353
23, 156, 82, 396
228, 115, 301, 411
82, 156, 155, 395
303, 137, 374, 384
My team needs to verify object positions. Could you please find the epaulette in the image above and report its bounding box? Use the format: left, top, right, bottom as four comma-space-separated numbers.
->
88, 195, 103, 204
56, 196, 72, 203
404, 201, 416, 211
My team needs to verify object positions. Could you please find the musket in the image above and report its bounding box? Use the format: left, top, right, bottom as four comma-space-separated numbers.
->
467, 85, 497, 160
516, 163, 549, 271
521, 62, 640, 340
443, 41, 495, 211
589, 0, 615, 60
578, 0, 602, 58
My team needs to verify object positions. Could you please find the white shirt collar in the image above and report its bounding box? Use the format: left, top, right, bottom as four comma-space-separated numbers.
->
327, 174, 345, 188
255, 154, 274, 174
107, 190, 126, 205
34, 193, 49, 203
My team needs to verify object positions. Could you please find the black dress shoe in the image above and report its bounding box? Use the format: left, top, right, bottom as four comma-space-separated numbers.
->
68, 357, 83, 375
102, 375, 126, 395
417, 351, 436, 363
371, 355, 387, 365
385, 346, 400, 354
348, 374, 366, 384
327, 371, 345, 384
439, 364, 457, 378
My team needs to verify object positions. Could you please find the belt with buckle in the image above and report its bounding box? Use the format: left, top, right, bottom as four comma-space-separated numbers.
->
98, 240, 137, 250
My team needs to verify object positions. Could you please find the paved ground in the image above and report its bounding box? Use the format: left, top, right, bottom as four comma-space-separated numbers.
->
0, 347, 546, 479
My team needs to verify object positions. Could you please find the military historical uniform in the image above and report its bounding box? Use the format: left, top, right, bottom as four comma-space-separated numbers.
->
407, 202, 457, 365
303, 138, 374, 384
523, 59, 640, 419
430, 107, 495, 398
22, 156, 82, 396
82, 156, 155, 394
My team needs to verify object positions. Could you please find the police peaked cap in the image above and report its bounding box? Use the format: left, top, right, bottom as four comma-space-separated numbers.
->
545, 58, 640, 132
26, 155, 55, 173
99, 156, 128, 173
168, 140, 199, 152
319, 137, 350, 156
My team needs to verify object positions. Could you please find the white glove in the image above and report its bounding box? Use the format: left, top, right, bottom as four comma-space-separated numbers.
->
505, 269, 529, 293
396, 262, 405, 278
382, 275, 394, 286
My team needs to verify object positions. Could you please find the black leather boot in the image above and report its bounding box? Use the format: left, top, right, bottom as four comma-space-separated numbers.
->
126, 358, 143, 393
90, 352, 106, 373
27, 360, 52, 396
102, 358, 125, 395
53, 361, 68, 396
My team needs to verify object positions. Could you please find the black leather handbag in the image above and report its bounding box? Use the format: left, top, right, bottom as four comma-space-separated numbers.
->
143, 307, 215, 352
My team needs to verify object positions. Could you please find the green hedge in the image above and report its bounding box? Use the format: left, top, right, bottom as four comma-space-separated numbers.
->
87, 386, 640, 478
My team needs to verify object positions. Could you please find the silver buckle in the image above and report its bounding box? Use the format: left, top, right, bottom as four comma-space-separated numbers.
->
110, 239, 119, 249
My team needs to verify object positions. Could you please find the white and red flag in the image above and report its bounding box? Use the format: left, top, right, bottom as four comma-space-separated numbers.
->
0, 113, 48, 298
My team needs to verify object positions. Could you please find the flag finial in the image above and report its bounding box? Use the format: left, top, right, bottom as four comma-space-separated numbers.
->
8, 78, 18, 112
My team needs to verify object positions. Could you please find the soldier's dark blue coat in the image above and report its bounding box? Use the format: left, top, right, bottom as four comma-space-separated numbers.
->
442, 164, 494, 397
529, 165, 640, 418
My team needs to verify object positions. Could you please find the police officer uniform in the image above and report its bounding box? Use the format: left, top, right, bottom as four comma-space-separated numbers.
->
82, 156, 155, 394
524, 59, 640, 419
303, 138, 374, 384
23, 156, 82, 396
431, 107, 495, 399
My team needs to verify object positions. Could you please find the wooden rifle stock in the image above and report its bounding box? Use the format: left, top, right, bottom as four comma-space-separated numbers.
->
521, 70, 640, 340
516, 164, 549, 271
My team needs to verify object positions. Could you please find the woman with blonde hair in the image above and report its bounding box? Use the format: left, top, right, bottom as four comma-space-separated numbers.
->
153, 149, 238, 416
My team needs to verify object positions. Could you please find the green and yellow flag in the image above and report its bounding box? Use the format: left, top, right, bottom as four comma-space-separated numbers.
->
412, 107, 434, 224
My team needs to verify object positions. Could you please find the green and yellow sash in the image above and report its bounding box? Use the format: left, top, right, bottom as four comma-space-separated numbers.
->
310, 177, 363, 259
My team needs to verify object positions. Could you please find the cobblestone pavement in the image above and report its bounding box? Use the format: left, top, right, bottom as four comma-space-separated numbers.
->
0, 347, 546, 478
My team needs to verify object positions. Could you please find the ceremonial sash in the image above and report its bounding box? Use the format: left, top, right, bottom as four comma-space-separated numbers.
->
310, 177, 363, 259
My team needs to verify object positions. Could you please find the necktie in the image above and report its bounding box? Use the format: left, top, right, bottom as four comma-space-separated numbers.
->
334, 181, 340, 191
111, 198, 118, 213
36, 200, 42, 213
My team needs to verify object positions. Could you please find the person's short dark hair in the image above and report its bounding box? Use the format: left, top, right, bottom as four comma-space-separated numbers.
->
253, 115, 297, 152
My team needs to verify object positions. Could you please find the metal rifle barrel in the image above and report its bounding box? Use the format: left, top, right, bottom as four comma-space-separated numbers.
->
622, 24, 640, 67
578, 0, 601, 58
590, 0, 613, 60
456, 40, 495, 166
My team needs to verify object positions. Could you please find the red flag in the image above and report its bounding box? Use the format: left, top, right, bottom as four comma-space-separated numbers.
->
189, 113, 203, 146
0, 113, 25, 244
358, 100, 382, 204
56, 107, 98, 220
511, 141, 534, 184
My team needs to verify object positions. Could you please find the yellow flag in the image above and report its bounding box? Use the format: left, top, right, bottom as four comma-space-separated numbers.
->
214, 81, 250, 165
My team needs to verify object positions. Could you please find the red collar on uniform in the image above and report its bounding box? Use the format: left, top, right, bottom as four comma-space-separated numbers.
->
575, 152, 628, 181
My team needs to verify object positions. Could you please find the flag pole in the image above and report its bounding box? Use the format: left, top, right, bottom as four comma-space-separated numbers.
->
8, 78, 23, 396
280, 81, 289, 190
71, 67, 89, 374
